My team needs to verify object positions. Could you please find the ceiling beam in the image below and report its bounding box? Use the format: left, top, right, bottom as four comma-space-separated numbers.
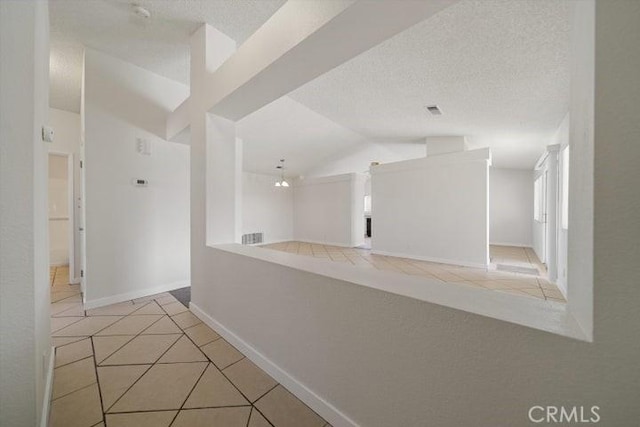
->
166, 0, 457, 139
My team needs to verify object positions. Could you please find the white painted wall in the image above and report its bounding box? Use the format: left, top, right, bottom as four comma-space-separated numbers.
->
372, 149, 490, 267
48, 108, 81, 279
48, 155, 69, 265
242, 172, 294, 244
305, 140, 425, 178
293, 174, 366, 247
489, 167, 533, 247
83, 49, 191, 306
190, 6, 640, 424
0, 1, 52, 426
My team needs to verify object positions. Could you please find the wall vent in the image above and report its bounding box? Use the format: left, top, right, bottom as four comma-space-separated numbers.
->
242, 232, 264, 245
425, 105, 443, 116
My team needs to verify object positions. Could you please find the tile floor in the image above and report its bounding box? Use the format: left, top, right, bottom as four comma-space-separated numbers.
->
260, 242, 566, 302
48, 266, 332, 427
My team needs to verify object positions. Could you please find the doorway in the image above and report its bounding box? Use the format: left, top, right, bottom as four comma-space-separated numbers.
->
48, 152, 74, 286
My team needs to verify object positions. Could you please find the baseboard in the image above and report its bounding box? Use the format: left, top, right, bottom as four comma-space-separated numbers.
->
189, 303, 358, 427
40, 346, 55, 427
489, 241, 533, 248
371, 249, 488, 269
70, 276, 81, 285
83, 281, 190, 310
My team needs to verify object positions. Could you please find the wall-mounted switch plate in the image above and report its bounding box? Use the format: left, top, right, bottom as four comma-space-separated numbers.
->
136, 138, 151, 155
42, 125, 54, 143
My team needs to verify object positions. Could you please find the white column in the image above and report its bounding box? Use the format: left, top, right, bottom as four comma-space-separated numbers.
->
189, 25, 240, 293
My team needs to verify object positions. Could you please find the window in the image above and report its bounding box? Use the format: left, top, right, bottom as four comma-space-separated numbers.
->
561, 146, 570, 229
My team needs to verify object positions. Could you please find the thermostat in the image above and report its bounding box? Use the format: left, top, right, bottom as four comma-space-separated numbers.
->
42, 125, 54, 143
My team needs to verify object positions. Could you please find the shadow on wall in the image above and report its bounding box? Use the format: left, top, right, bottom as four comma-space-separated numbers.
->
86, 50, 188, 139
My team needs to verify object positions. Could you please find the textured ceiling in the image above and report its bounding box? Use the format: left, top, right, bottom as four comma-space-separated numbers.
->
49, 0, 571, 171
238, 96, 366, 176
49, 0, 285, 111
289, 0, 571, 169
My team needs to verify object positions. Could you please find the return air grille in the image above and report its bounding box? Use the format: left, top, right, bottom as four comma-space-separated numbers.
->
425, 105, 443, 115
242, 232, 264, 245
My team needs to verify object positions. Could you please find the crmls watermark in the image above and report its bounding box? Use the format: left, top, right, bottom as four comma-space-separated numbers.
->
528, 406, 601, 424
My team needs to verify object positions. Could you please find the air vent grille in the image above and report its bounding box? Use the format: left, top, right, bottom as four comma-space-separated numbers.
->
242, 232, 264, 245
425, 105, 443, 115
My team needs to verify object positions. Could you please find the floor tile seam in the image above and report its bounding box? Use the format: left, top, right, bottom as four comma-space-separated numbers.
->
51, 375, 98, 402
99, 333, 182, 367
55, 353, 94, 370
51, 316, 86, 333
180, 327, 255, 406
88, 339, 109, 427
101, 362, 155, 414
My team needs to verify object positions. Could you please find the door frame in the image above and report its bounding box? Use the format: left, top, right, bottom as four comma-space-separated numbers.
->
48, 151, 75, 281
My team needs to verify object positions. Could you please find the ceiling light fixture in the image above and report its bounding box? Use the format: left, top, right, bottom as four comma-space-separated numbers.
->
274, 159, 289, 188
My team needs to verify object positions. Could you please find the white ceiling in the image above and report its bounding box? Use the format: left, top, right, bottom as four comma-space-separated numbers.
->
290, 0, 571, 169
49, 0, 285, 112
49, 0, 571, 171
238, 97, 366, 177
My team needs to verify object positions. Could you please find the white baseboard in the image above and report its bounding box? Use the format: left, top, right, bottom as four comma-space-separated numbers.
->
371, 249, 488, 269
70, 277, 81, 285
40, 346, 55, 427
189, 303, 358, 427
489, 241, 533, 248
83, 281, 190, 310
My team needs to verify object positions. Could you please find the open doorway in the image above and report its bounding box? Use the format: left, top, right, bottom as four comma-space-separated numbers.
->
48, 152, 74, 287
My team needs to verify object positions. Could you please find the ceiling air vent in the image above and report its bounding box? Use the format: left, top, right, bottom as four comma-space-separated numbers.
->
425, 105, 443, 116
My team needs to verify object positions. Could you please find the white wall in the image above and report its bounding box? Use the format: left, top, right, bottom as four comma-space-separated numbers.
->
190, 5, 640, 424
489, 168, 533, 247
305, 139, 425, 178
243, 172, 293, 244
48, 108, 81, 278
83, 49, 191, 306
372, 149, 490, 267
0, 1, 52, 426
293, 174, 366, 247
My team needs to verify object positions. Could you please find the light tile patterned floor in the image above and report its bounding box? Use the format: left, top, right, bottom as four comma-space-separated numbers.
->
259, 242, 566, 302
48, 266, 332, 427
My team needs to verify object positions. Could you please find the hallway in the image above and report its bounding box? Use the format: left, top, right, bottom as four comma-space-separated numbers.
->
49, 272, 331, 427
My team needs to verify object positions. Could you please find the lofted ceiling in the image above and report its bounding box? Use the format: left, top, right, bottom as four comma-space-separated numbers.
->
289, 0, 571, 169
238, 96, 366, 177
49, 0, 285, 112
49, 0, 571, 172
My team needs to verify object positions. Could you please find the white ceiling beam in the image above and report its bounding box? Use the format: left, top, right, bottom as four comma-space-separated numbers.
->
166, 0, 457, 139
208, 0, 457, 120
166, 97, 189, 141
